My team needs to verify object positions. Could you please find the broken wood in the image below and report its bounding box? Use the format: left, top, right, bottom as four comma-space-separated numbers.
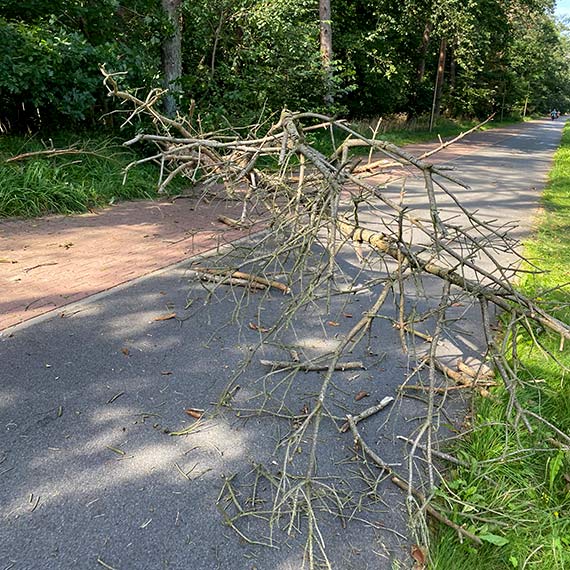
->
217, 215, 252, 229
393, 322, 433, 343
195, 267, 291, 294
457, 358, 495, 380
339, 396, 394, 432
260, 359, 364, 371
196, 272, 267, 290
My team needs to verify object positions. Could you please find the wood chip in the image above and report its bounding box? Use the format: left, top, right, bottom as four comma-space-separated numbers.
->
153, 313, 177, 321
355, 390, 369, 401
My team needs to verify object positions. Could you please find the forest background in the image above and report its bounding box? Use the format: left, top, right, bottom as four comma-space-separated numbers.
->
2, 0, 570, 135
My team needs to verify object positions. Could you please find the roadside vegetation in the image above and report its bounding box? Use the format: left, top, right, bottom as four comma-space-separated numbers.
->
0, 134, 169, 217
430, 121, 570, 569
2, 0, 567, 219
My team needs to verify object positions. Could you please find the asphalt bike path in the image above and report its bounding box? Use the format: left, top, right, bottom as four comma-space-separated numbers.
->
0, 118, 565, 569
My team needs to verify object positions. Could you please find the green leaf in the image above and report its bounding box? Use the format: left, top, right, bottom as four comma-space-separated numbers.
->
480, 533, 510, 547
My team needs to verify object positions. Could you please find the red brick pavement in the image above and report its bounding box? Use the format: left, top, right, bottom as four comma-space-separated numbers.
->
0, 123, 534, 332
0, 198, 252, 330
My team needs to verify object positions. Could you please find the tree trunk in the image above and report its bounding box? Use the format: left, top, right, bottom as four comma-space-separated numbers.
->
429, 37, 447, 131
417, 21, 432, 82
408, 20, 432, 119
319, 0, 334, 105
161, 0, 183, 118
449, 49, 456, 92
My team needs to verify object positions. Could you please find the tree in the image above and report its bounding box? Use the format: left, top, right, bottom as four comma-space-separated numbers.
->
161, 0, 183, 117
319, 0, 334, 104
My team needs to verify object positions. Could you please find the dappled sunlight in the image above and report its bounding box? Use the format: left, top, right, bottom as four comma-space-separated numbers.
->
5, 417, 250, 517
0, 387, 18, 410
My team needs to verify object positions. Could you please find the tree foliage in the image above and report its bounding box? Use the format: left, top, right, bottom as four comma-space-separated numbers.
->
1, 0, 569, 131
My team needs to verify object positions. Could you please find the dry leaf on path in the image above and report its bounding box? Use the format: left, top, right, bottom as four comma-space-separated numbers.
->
248, 322, 269, 333
121, 347, 130, 356
354, 390, 369, 401
411, 544, 427, 568
153, 313, 177, 321
185, 408, 204, 419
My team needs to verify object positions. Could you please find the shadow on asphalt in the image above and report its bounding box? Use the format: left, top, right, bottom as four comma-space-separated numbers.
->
0, 118, 564, 569
0, 240, 477, 570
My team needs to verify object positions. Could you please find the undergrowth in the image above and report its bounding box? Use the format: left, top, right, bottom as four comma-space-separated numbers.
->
0, 133, 179, 218
430, 121, 570, 569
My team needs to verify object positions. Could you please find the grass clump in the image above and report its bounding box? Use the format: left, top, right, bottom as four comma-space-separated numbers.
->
0, 133, 174, 218
430, 122, 570, 569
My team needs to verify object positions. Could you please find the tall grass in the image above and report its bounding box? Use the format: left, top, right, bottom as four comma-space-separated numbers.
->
0, 134, 173, 218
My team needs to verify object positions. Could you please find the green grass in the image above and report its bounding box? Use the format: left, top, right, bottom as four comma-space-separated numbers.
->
0, 133, 175, 218
430, 122, 570, 569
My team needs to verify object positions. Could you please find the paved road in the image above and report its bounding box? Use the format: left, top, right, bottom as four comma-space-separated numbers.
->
0, 118, 566, 570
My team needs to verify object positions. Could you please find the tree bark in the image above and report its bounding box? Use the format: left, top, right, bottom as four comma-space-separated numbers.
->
416, 21, 432, 82
161, 0, 183, 118
429, 37, 447, 131
319, 0, 334, 105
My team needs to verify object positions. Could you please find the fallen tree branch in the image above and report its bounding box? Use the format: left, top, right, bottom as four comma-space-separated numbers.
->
346, 416, 483, 546
390, 476, 483, 546
6, 148, 90, 162
337, 219, 570, 341
339, 396, 394, 432
196, 272, 267, 290
195, 268, 291, 294
260, 359, 364, 371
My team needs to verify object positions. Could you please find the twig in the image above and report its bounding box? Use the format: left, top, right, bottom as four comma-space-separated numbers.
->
6, 148, 97, 162
346, 416, 483, 546
339, 396, 394, 432
259, 359, 364, 371
390, 476, 483, 545
217, 215, 252, 229
195, 267, 290, 294
397, 435, 470, 468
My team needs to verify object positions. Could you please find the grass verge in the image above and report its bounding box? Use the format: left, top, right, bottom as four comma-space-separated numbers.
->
430, 122, 570, 569
0, 133, 173, 218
